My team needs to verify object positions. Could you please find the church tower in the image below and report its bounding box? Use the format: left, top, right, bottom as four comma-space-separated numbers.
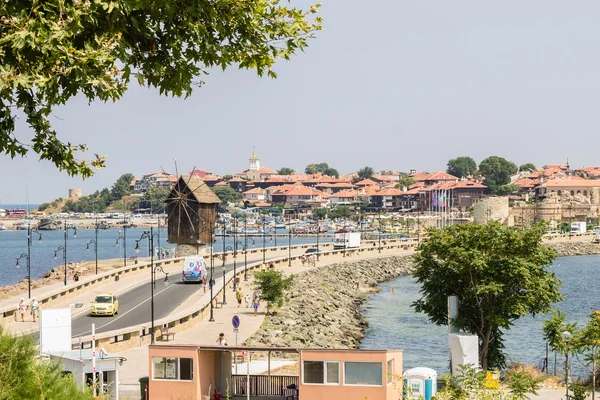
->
247, 148, 261, 180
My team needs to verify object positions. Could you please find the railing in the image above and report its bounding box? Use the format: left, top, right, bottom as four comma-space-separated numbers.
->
232, 374, 299, 396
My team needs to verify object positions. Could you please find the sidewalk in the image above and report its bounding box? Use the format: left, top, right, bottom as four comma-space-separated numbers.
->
117, 248, 413, 397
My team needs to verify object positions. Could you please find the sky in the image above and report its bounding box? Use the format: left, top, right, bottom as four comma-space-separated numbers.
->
3, 0, 600, 203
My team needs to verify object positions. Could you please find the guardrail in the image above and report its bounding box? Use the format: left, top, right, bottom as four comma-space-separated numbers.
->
0, 239, 410, 324
70, 239, 421, 353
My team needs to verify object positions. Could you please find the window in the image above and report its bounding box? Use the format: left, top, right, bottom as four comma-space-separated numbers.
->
387, 359, 394, 384
344, 362, 382, 386
303, 361, 339, 385
152, 357, 194, 381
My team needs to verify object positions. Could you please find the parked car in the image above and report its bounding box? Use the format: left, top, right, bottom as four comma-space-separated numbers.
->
91, 293, 119, 316
304, 247, 318, 255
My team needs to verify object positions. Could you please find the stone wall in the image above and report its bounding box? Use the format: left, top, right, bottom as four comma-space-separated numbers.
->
546, 241, 600, 257
472, 197, 509, 224
243, 256, 414, 350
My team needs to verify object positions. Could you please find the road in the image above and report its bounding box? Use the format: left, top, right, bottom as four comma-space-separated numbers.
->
32, 249, 305, 341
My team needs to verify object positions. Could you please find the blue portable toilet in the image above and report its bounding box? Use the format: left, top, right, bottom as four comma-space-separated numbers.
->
403, 367, 437, 400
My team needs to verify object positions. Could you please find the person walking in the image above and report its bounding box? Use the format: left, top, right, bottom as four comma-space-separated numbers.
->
18, 298, 27, 322
236, 289, 243, 307
216, 333, 228, 346
244, 293, 250, 308
30, 297, 40, 322
252, 295, 260, 316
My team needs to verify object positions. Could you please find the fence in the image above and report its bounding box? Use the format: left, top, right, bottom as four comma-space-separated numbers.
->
231, 374, 299, 396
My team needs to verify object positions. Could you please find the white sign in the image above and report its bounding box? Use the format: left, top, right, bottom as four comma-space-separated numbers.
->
40, 308, 72, 354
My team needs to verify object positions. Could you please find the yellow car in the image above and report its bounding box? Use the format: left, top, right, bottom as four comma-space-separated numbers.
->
91, 293, 119, 316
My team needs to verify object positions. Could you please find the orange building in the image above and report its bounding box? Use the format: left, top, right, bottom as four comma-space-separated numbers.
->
148, 344, 402, 400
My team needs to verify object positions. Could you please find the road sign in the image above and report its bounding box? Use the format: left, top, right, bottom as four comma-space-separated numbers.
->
233, 328, 239, 333
232, 315, 240, 329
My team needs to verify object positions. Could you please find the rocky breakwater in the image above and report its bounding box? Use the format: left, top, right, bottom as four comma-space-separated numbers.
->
244, 255, 414, 350
546, 240, 600, 257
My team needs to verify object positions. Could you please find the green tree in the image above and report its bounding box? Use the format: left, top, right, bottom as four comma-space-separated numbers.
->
447, 156, 478, 178
37, 203, 50, 212
1, 1, 322, 178
305, 162, 339, 177
572, 312, 600, 399
519, 163, 537, 172
496, 183, 518, 195
0, 326, 94, 399
212, 186, 243, 211
412, 222, 562, 370
141, 186, 170, 213
110, 173, 134, 201
313, 208, 328, 220
253, 270, 294, 314
277, 167, 295, 175
479, 156, 518, 194
396, 173, 416, 189
356, 166, 375, 181
328, 206, 352, 219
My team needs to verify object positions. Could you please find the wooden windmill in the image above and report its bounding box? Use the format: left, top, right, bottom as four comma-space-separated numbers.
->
166, 174, 220, 255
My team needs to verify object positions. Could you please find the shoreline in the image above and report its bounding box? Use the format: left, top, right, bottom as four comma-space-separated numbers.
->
243, 239, 600, 353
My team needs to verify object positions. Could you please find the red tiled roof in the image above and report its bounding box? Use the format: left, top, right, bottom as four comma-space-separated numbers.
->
539, 179, 600, 188
426, 171, 459, 181
373, 189, 404, 196
355, 179, 378, 186
243, 188, 265, 194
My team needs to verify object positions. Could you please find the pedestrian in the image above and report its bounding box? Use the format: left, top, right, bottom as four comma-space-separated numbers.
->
30, 297, 40, 322
203, 277, 207, 294
18, 298, 26, 322
252, 296, 260, 316
216, 333, 228, 346
244, 293, 250, 308
236, 289, 243, 307
391, 286, 396, 295
301, 256, 306, 267
269, 262, 274, 270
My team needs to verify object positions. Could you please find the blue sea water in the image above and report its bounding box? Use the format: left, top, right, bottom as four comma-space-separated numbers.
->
361, 255, 600, 377
0, 228, 330, 287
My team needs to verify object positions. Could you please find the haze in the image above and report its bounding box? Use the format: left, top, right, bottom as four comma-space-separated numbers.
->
3, 0, 600, 203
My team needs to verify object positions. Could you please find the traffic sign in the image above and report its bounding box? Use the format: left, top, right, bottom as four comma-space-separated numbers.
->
233, 328, 239, 333
232, 315, 240, 329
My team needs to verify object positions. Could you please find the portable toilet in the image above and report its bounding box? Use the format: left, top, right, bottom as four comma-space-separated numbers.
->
403, 367, 437, 400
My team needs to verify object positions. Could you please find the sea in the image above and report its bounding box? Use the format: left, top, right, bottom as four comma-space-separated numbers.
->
361, 254, 600, 377
0, 227, 331, 287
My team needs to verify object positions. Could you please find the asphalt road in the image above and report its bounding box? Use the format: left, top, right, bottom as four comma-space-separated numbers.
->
68, 252, 292, 338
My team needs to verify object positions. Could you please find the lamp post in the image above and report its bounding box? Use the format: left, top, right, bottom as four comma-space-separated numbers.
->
315, 220, 320, 261
57, 221, 77, 285
225, 246, 235, 303
262, 216, 266, 263
288, 212, 292, 267
86, 240, 98, 275
134, 227, 169, 345
235, 240, 246, 284
232, 217, 238, 291
18, 226, 42, 298
562, 331, 572, 400
209, 221, 215, 322
243, 217, 249, 281
115, 231, 126, 267
378, 211, 382, 253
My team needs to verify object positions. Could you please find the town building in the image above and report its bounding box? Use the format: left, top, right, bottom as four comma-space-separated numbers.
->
131, 173, 177, 193
148, 344, 403, 400
237, 149, 277, 181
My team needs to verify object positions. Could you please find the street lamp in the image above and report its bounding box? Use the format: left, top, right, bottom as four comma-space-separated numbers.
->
288, 212, 292, 267
209, 222, 215, 322
232, 217, 238, 291
378, 211, 382, 253
262, 215, 266, 263
56, 221, 77, 285
235, 240, 246, 285
115, 230, 126, 267
134, 227, 169, 345
562, 331, 573, 400
18, 226, 42, 298
225, 246, 235, 303
86, 239, 98, 275
243, 216, 249, 281
315, 219, 320, 261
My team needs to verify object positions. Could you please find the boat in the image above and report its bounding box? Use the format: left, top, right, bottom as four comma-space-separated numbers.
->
38, 219, 59, 230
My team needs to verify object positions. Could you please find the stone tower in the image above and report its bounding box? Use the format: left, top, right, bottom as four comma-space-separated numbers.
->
247, 148, 261, 181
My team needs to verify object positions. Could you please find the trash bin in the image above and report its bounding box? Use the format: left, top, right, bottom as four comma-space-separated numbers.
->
403, 367, 437, 400
139, 376, 149, 400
